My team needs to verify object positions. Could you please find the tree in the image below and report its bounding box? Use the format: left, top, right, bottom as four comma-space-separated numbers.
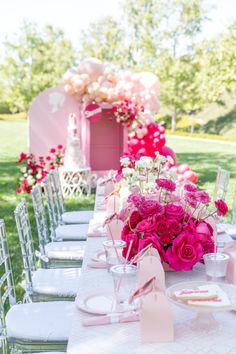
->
123, 0, 209, 130
1, 22, 75, 112
79, 16, 127, 67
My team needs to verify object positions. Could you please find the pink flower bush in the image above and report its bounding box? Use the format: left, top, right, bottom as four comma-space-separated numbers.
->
16, 145, 65, 194
120, 177, 228, 270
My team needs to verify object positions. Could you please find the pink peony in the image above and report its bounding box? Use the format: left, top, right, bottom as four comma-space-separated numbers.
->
165, 203, 184, 221
196, 191, 211, 204
166, 230, 204, 271
215, 199, 228, 216
139, 199, 163, 218
156, 178, 176, 192
184, 183, 198, 192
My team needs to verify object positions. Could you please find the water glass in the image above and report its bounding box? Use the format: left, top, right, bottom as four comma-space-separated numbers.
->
203, 253, 229, 282
111, 264, 137, 310
103, 240, 126, 270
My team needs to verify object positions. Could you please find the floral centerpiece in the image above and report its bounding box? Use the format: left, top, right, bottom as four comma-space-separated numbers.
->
118, 155, 228, 271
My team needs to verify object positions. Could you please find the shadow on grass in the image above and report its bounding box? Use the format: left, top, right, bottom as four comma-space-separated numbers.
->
203, 106, 236, 135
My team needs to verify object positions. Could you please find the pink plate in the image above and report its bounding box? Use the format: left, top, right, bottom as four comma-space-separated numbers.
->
76, 291, 116, 315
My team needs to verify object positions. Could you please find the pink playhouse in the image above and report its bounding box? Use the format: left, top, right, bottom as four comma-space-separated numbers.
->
28, 86, 128, 173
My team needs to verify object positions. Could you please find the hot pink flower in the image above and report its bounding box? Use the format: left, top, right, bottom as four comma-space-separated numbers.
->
46, 156, 51, 161
127, 193, 144, 207
196, 191, 211, 204
168, 219, 182, 235
129, 210, 142, 228
165, 203, 184, 221
160, 231, 173, 246
57, 144, 63, 149
136, 219, 156, 234
184, 183, 198, 192
17, 152, 28, 163
138, 234, 166, 262
122, 232, 139, 261
166, 230, 204, 271
155, 218, 168, 234
50, 148, 56, 153
215, 199, 228, 216
184, 191, 198, 208
139, 199, 163, 218
156, 178, 176, 192
196, 221, 214, 254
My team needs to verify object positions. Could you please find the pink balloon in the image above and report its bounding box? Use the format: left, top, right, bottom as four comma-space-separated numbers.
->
183, 170, 199, 183
177, 164, 190, 174
160, 146, 177, 165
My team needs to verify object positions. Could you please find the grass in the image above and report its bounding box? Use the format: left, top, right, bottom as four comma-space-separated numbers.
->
0, 120, 236, 299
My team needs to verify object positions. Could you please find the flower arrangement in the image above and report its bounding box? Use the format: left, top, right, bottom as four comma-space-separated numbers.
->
119, 157, 228, 271
16, 145, 64, 194
112, 99, 144, 128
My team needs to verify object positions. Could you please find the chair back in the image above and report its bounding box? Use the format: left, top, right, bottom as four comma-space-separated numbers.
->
50, 168, 65, 217
231, 190, 236, 224
214, 167, 230, 200
0, 220, 16, 351
31, 184, 50, 253
43, 175, 60, 239
14, 199, 36, 296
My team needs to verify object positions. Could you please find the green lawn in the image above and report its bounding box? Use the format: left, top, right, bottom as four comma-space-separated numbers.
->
0, 121, 236, 299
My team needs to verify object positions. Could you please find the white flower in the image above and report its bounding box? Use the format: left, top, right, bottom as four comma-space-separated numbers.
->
28, 169, 33, 174
157, 155, 166, 163
135, 156, 153, 169
24, 173, 28, 177
27, 176, 35, 186
36, 173, 42, 180
120, 157, 130, 167
20, 167, 26, 173
147, 172, 156, 182
122, 167, 134, 177
146, 182, 156, 190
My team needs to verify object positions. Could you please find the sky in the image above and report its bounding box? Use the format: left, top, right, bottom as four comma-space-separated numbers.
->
0, 0, 236, 54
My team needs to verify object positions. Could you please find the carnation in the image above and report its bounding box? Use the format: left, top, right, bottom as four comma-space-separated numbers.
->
184, 183, 198, 193
196, 191, 211, 204
156, 178, 176, 192
215, 199, 228, 216
139, 199, 163, 218
127, 193, 144, 207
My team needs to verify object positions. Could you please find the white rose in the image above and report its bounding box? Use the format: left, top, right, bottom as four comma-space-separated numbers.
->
20, 167, 26, 173
120, 157, 130, 167
28, 169, 33, 174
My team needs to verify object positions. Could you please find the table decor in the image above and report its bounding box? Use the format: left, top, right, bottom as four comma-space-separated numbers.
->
203, 253, 229, 281
117, 155, 229, 271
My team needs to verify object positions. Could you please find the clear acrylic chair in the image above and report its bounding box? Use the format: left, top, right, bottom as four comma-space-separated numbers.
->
231, 189, 236, 225
14, 199, 81, 302
43, 175, 89, 241
214, 167, 231, 201
31, 184, 85, 268
0, 219, 71, 353
50, 168, 94, 224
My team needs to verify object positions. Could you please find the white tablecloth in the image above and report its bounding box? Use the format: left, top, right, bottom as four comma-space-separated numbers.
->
67, 184, 236, 354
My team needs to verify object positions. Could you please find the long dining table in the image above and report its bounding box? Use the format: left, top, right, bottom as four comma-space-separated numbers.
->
67, 182, 236, 354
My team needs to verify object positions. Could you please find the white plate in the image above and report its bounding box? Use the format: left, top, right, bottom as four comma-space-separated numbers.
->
76, 291, 116, 314
91, 249, 106, 263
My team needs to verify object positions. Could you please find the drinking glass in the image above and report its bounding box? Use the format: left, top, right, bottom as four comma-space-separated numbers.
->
111, 264, 137, 311
103, 240, 126, 270
203, 253, 229, 282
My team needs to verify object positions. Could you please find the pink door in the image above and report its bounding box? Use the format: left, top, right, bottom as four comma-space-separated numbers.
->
90, 109, 127, 171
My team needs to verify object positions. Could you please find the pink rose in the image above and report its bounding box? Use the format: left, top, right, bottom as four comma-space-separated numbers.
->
129, 210, 141, 228
160, 231, 173, 246
155, 218, 168, 234
168, 219, 182, 235
196, 221, 214, 254
135, 219, 155, 233
138, 234, 166, 262
139, 199, 163, 218
165, 203, 184, 221
156, 178, 176, 192
166, 230, 204, 271
215, 199, 228, 216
